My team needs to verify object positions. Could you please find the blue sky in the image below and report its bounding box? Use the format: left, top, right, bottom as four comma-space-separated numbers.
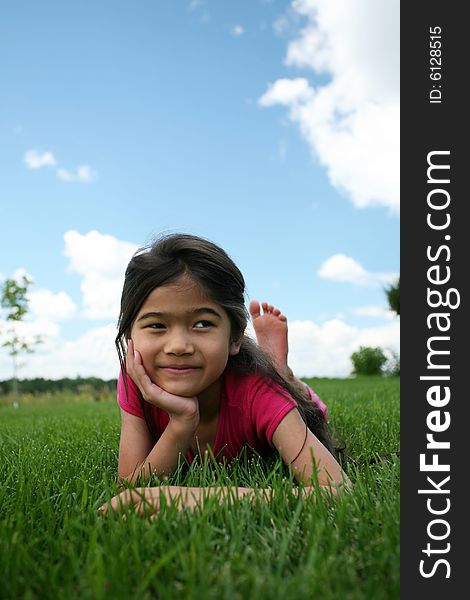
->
0, 0, 399, 379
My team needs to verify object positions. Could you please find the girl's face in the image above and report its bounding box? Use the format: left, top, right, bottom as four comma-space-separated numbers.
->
130, 276, 241, 399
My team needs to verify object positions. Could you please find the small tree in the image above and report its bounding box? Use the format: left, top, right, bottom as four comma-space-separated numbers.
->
0, 275, 42, 408
351, 346, 387, 376
386, 277, 400, 316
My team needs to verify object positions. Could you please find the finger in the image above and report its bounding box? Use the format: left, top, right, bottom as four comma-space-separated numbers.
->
97, 499, 116, 515
129, 354, 169, 404
125, 338, 135, 371
110, 490, 133, 512
136, 496, 159, 516
126, 346, 153, 393
127, 340, 145, 372
133, 346, 142, 366
108, 488, 141, 513
133, 362, 163, 400
98, 486, 147, 516
131, 349, 149, 379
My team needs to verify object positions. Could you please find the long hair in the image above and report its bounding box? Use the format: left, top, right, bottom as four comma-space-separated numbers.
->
116, 233, 338, 457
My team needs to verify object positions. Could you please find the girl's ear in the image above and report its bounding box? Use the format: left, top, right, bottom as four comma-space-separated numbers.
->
229, 336, 242, 356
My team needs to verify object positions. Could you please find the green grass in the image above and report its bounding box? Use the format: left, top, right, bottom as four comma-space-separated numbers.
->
0, 377, 399, 599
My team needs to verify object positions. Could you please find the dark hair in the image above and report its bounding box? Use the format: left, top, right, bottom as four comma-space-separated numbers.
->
116, 233, 338, 458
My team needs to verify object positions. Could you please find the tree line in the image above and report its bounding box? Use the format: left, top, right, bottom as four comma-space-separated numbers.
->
0, 377, 117, 396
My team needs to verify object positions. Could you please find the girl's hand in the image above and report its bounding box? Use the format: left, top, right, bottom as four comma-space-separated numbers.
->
98, 486, 256, 516
99, 486, 203, 515
126, 339, 199, 425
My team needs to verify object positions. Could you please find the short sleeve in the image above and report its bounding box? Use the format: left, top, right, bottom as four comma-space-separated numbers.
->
249, 378, 297, 449
117, 371, 144, 418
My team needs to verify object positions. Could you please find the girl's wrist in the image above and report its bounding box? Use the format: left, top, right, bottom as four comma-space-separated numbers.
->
168, 412, 199, 437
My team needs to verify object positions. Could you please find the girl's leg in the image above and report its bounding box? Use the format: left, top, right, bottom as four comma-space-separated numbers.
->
249, 300, 329, 421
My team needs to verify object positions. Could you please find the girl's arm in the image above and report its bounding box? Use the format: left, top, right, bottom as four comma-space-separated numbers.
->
102, 408, 349, 514
118, 409, 198, 485
118, 340, 200, 485
99, 473, 344, 515
99, 485, 265, 515
271, 408, 350, 490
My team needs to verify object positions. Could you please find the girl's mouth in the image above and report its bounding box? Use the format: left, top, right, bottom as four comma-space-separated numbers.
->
161, 366, 200, 375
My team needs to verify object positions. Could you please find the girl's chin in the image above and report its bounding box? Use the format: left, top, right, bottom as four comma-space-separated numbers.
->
156, 381, 200, 398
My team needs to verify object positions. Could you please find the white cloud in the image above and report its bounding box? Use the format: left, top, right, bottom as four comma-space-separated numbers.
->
0, 245, 123, 379
55, 324, 119, 379
63, 230, 139, 319
0, 322, 119, 380
351, 305, 396, 320
0, 253, 123, 379
288, 317, 399, 377
232, 25, 245, 36
57, 165, 96, 183
245, 309, 399, 378
0, 272, 80, 377
0, 231, 135, 380
1, 269, 75, 323
0, 317, 61, 371
28, 289, 77, 321
259, 0, 399, 212
1, 283, 399, 381
24, 150, 56, 169
0, 314, 399, 380
260, 77, 313, 106
11, 268, 34, 283
23, 150, 96, 183
0, 317, 60, 341
318, 254, 398, 287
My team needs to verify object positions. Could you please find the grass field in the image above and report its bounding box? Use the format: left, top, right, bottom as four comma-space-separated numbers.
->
0, 377, 399, 599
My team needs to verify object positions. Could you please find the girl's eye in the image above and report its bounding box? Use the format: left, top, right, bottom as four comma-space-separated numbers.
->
194, 320, 212, 329
147, 323, 165, 330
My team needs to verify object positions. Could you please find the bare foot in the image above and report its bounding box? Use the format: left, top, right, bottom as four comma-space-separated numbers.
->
249, 300, 291, 379
250, 300, 329, 421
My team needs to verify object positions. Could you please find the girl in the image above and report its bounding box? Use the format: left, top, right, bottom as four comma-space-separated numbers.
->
101, 233, 348, 514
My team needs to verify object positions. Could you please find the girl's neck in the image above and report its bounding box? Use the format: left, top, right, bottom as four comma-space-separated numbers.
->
197, 376, 223, 423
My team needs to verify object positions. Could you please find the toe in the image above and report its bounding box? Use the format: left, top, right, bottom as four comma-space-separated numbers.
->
249, 300, 261, 319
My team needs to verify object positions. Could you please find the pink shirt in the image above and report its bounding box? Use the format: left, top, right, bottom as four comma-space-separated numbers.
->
117, 368, 298, 463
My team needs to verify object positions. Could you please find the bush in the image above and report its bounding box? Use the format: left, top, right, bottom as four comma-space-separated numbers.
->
384, 350, 400, 376
351, 346, 387, 376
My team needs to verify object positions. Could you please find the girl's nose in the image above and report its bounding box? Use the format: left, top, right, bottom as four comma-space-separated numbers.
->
164, 330, 194, 355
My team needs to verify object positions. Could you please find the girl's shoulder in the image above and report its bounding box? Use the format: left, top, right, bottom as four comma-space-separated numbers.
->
224, 368, 295, 406
224, 367, 265, 396
223, 367, 297, 448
